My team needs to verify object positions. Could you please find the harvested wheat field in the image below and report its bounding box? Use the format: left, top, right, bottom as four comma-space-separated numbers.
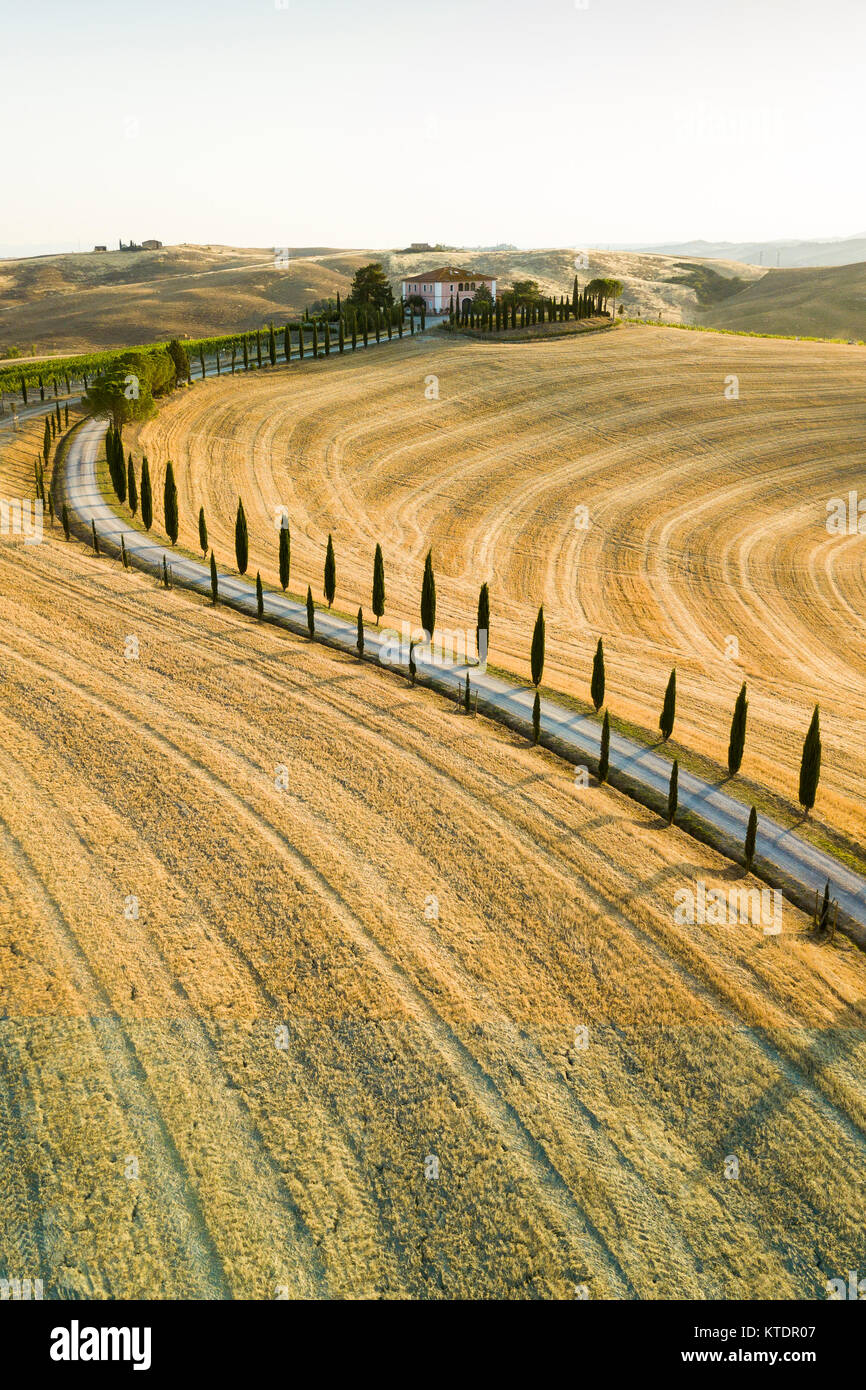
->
1, 491, 866, 1298
137, 325, 866, 853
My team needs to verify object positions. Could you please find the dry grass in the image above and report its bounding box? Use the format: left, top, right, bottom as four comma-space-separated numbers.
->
138, 325, 866, 852
1, 400, 866, 1297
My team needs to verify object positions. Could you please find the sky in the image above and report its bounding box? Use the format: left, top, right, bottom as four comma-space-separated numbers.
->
2, 0, 865, 255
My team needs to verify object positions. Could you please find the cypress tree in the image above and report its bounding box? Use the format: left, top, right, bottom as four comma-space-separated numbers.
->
163, 460, 178, 544
362, 310, 369, 346
279, 522, 290, 591
816, 880, 831, 933
338, 318, 345, 353
243, 335, 250, 370
356, 606, 364, 658
256, 331, 262, 368
283, 325, 291, 363
408, 641, 416, 686
532, 690, 541, 744
298, 323, 305, 359
312, 321, 319, 358
591, 637, 605, 711
162, 556, 170, 588
420, 549, 436, 636
324, 533, 336, 606
39, 375, 44, 401
235, 497, 249, 574
140, 456, 153, 530
659, 668, 676, 740
798, 705, 822, 812
121, 534, 128, 568
476, 581, 490, 663
256, 571, 264, 618
114, 442, 126, 504
199, 348, 206, 380
21, 377, 28, 405
530, 605, 545, 687
61, 502, 70, 539
372, 542, 385, 623
598, 710, 610, 783
727, 682, 748, 776
127, 454, 137, 515
306, 584, 315, 638
324, 319, 331, 355
91, 518, 99, 554
351, 313, 357, 350
43, 416, 51, 464
744, 806, 757, 871
210, 550, 218, 604
465, 671, 472, 714
198, 505, 208, 554
268, 322, 277, 366
667, 759, 678, 824
231, 341, 236, 373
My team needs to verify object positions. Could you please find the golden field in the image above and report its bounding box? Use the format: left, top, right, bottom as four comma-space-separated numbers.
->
138, 324, 866, 853
0, 495, 865, 1298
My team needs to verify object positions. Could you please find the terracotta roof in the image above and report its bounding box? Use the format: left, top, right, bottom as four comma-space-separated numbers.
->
401, 266, 495, 283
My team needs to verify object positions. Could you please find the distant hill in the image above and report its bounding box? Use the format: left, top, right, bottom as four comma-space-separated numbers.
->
381, 246, 761, 319
0, 244, 372, 355
693, 261, 866, 340
632, 234, 866, 269
0, 243, 765, 354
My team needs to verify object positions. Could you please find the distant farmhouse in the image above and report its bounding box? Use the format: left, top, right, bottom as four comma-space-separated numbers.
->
93, 245, 107, 252
400, 265, 497, 314
117, 238, 163, 252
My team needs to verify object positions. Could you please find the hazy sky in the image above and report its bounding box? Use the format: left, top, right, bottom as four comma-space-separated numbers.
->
3, 0, 864, 253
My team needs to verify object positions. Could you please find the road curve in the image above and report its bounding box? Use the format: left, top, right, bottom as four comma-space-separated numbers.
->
54, 356, 866, 946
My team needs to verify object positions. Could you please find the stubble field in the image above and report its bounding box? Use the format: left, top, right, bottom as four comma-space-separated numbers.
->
138, 325, 866, 852
1, 500, 865, 1295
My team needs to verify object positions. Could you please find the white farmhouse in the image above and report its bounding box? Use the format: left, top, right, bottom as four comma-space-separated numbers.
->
400, 265, 497, 315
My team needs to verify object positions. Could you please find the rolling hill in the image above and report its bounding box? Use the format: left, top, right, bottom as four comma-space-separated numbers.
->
633, 234, 866, 269
1, 391, 865, 1298
694, 260, 866, 339
0, 243, 761, 357
135, 324, 866, 855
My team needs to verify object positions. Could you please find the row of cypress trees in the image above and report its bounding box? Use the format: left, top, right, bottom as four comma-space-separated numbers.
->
199, 303, 418, 379
104, 426, 153, 528
451, 278, 606, 333
527, 603, 822, 813
105, 429, 826, 828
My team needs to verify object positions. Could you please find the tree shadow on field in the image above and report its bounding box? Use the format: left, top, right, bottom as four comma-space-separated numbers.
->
630, 855, 750, 907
